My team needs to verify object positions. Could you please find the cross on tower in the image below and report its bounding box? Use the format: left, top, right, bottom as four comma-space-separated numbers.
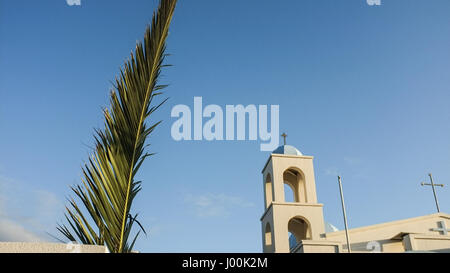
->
281, 133, 287, 145
431, 221, 450, 236
421, 173, 445, 213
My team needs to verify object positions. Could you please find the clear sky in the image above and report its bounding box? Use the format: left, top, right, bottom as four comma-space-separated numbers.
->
0, 0, 449, 252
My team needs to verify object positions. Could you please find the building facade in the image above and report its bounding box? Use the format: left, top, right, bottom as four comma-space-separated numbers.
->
260, 144, 450, 253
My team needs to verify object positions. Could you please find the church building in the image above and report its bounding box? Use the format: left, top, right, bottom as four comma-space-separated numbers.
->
260, 143, 450, 253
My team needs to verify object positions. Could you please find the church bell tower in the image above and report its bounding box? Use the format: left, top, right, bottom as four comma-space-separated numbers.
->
260, 136, 339, 253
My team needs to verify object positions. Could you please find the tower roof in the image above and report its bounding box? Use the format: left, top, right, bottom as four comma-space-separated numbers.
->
272, 144, 303, 156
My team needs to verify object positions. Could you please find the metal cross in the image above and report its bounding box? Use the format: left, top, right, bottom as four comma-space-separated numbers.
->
421, 173, 445, 213
431, 221, 450, 235
281, 133, 287, 145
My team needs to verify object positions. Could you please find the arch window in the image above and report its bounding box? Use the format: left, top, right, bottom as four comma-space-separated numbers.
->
288, 217, 311, 250
283, 168, 307, 203
264, 223, 272, 248
265, 173, 273, 207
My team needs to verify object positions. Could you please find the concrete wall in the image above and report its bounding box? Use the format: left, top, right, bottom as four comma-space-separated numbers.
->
404, 234, 450, 253
0, 242, 108, 253
292, 240, 341, 253
326, 213, 450, 253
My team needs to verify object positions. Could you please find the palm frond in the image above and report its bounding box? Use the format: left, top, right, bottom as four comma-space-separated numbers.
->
57, 0, 177, 253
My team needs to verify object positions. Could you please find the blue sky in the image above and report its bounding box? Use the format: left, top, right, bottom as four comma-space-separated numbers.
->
0, 0, 449, 252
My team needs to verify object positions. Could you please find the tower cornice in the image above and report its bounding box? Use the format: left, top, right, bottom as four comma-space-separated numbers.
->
261, 154, 314, 173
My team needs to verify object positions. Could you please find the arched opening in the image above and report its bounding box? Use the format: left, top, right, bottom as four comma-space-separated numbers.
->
264, 223, 272, 249
284, 184, 295, 202
265, 173, 273, 208
283, 168, 307, 203
288, 231, 296, 250
288, 216, 311, 250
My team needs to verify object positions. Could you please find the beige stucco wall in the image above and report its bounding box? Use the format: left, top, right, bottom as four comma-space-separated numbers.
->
0, 242, 108, 253
404, 233, 450, 252
325, 213, 450, 252
292, 240, 341, 253
262, 154, 319, 204
261, 202, 327, 253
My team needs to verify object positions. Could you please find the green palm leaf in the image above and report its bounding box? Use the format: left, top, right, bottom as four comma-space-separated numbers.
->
57, 0, 177, 253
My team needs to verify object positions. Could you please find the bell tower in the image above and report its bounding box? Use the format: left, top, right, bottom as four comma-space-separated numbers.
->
260, 139, 339, 253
